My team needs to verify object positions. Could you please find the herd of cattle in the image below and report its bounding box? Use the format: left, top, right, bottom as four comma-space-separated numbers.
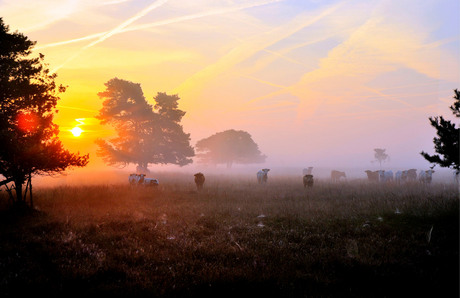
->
303, 168, 437, 188
129, 167, 442, 191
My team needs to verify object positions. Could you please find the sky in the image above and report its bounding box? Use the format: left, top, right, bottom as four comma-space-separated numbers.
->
1, 0, 459, 174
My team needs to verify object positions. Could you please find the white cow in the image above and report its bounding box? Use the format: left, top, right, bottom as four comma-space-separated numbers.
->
257, 169, 270, 184
331, 170, 346, 182
378, 170, 394, 183
302, 167, 313, 175
129, 174, 141, 185
143, 178, 159, 186
129, 174, 159, 186
419, 170, 435, 184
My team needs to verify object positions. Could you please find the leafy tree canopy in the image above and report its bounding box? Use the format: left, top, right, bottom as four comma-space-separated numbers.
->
421, 89, 460, 174
95, 78, 194, 172
0, 18, 89, 206
195, 129, 266, 168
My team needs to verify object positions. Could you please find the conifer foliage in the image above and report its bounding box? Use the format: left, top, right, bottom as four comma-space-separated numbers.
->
421, 89, 460, 174
0, 18, 89, 207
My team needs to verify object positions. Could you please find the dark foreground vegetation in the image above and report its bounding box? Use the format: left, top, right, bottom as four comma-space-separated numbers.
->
0, 173, 458, 297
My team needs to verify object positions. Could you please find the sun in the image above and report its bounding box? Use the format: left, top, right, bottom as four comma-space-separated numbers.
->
70, 127, 83, 137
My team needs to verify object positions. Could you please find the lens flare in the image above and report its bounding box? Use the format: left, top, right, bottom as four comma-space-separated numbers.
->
16, 112, 39, 133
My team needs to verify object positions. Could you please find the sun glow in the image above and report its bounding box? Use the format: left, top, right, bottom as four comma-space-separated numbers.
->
70, 127, 83, 137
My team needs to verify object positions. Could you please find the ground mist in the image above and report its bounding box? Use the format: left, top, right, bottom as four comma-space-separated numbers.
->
0, 173, 458, 297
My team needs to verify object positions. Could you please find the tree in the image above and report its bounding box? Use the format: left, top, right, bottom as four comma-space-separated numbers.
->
421, 89, 460, 174
195, 129, 266, 168
0, 18, 89, 207
150, 92, 195, 166
373, 148, 389, 168
95, 78, 194, 172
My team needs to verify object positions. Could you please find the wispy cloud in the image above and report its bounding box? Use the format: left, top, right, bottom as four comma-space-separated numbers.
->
280, 9, 459, 120
51, 0, 170, 73
172, 1, 345, 98
37, 0, 285, 51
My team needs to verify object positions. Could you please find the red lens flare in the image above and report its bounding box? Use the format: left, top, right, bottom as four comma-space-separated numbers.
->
16, 112, 39, 133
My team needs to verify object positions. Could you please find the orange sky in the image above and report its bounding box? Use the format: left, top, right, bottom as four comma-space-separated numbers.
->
1, 0, 459, 173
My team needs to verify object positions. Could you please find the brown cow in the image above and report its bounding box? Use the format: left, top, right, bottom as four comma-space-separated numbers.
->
405, 169, 417, 181
194, 172, 205, 191
365, 170, 379, 182
303, 174, 314, 188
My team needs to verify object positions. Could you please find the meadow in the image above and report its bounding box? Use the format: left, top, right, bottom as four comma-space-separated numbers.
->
0, 172, 458, 297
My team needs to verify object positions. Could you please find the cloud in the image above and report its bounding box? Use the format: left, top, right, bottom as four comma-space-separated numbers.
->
51, 0, 170, 73
172, 1, 345, 101
0, 0, 132, 33
36, 0, 285, 51
282, 6, 459, 120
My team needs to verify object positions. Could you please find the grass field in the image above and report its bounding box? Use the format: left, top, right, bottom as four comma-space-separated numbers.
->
0, 172, 458, 297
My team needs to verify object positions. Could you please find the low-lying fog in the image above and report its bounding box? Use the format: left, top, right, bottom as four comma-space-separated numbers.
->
33, 163, 459, 188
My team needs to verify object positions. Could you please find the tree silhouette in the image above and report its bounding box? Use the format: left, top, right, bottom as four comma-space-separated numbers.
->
195, 129, 266, 168
95, 78, 194, 172
421, 89, 460, 174
0, 18, 89, 207
373, 148, 389, 169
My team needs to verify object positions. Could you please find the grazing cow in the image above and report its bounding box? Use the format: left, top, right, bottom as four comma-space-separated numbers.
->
405, 169, 417, 182
257, 169, 270, 184
365, 170, 379, 182
378, 170, 394, 183
419, 169, 435, 184
194, 173, 205, 191
303, 174, 314, 188
331, 170, 346, 182
302, 167, 313, 176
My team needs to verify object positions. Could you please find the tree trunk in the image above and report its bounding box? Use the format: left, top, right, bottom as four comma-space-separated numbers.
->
14, 177, 24, 207
29, 173, 33, 208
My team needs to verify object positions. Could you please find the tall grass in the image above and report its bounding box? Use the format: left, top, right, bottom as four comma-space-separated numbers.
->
0, 174, 458, 297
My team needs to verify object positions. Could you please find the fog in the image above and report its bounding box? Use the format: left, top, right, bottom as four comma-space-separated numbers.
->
32, 160, 458, 189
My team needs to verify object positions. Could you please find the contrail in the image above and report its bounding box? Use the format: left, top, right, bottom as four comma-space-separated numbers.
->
240, 75, 287, 89
51, 0, 170, 73
127, 0, 285, 31
173, 1, 344, 97
37, 0, 285, 51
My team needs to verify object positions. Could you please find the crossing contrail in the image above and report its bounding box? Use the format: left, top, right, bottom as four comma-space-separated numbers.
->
38, 0, 285, 51
50, 0, 170, 73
